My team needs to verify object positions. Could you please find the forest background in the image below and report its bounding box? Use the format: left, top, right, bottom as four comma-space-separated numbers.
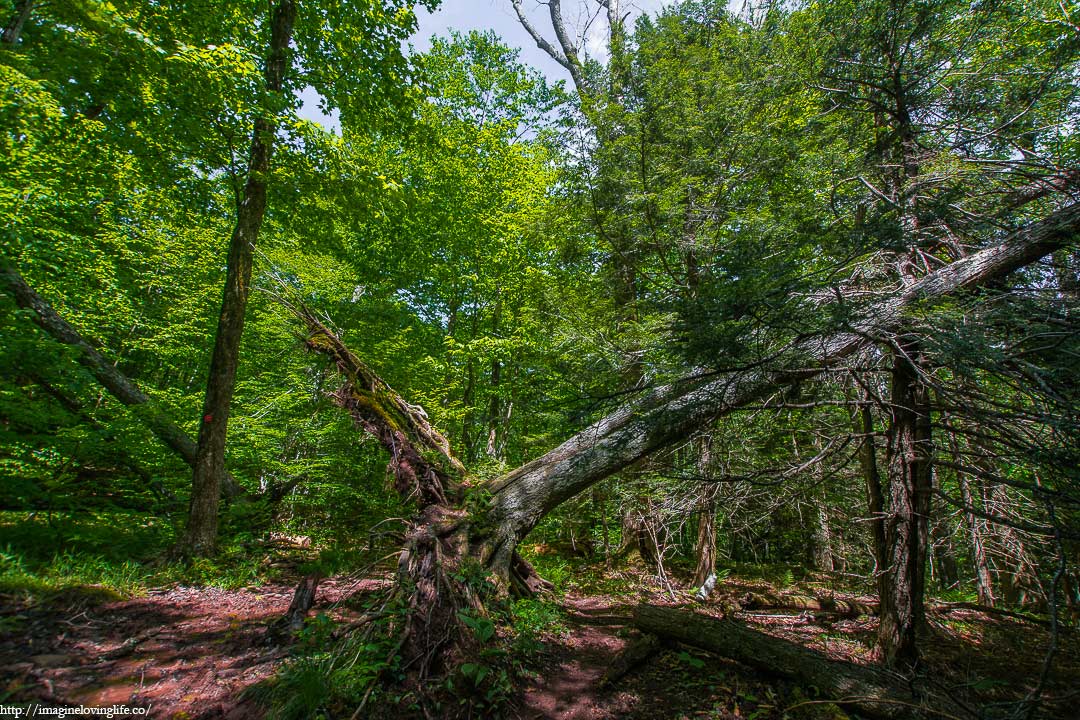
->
1, 0, 1078, 718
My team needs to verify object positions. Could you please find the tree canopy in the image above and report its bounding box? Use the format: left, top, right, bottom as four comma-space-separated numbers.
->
1, 0, 1078, 717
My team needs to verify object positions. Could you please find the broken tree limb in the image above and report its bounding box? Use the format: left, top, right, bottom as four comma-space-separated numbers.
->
297, 306, 464, 506
283, 573, 323, 632
481, 201, 1080, 565
632, 604, 959, 719
0, 263, 243, 499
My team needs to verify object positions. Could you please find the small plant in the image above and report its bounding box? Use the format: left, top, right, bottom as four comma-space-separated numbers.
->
676, 650, 705, 670
508, 597, 566, 654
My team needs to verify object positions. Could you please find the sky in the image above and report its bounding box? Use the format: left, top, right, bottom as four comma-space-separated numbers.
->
297, 0, 673, 129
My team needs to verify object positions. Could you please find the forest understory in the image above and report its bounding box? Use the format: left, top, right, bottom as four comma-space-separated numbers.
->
2, 0, 1078, 717
1, 536, 1076, 720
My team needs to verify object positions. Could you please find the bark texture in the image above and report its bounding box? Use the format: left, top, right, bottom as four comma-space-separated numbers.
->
182, 0, 297, 556
878, 341, 933, 669
633, 604, 943, 719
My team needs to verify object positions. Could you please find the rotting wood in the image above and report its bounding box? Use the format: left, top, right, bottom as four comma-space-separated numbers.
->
283, 573, 323, 632
633, 604, 960, 719
740, 592, 877, 617
600, 632, 664, 688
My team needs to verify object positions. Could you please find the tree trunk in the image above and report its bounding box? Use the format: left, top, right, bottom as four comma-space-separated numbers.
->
633, 604, 947, 719
878, 340, 933, 669
958, 469, 995, 606
855, 391, 888, 578
2, 0, 33, 46
180, 0, 296, 556
0, 264, 242, 498
693, 436, 717, 588
292, 201, 1078, 675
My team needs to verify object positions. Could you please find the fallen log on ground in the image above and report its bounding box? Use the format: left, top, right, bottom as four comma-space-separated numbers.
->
740, 592, 877, 617
632, 604, 962, 719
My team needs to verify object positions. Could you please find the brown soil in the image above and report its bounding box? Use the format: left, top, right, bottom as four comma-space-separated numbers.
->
0, 577, 389, 719
2, 573, 1076, 719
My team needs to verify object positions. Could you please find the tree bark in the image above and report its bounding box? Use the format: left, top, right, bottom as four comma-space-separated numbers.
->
1, 0, 33, 46
878, 339, 933, 669
633, 604, 944, 719
856, 391, 888, 576
0, 264, 242, 498
692, 436, 717, 588
293, 199, 1079, 675
180, 0, 296, 556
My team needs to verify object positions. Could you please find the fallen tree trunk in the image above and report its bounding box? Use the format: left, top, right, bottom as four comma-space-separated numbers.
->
291, 200, 1079, 678
1, 263, 245, 498
740, 592, 877, 617
633, 604, 954, 719
481, 201, 1080, 560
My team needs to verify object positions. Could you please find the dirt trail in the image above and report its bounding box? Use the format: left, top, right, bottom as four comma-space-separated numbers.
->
0, 577, 388, 719
518, 596, 636, 719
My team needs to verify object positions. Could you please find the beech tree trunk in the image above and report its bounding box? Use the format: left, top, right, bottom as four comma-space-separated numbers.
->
878, 340, 933, 669
180, 0, 296, 556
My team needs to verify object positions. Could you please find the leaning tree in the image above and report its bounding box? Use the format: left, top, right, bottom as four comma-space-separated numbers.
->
289, 199, 1079, 676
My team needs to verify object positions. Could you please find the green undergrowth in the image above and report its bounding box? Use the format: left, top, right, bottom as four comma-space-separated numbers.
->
261, 562, 569, 720
0, 510, 294, 609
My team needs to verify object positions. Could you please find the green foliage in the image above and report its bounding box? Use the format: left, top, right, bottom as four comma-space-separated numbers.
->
262, 606, 407, 720
508, 597, 567, 654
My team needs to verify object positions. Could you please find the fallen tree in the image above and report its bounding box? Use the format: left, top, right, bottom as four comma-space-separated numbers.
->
289, 200, 1080, 676
739, 591, 876, 617
631, 604, 956, 719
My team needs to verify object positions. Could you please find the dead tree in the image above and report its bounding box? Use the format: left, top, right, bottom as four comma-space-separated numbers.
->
291, 201, 1080, 677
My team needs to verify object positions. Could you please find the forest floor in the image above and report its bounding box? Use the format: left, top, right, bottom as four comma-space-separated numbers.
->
1, 567, 1077, 719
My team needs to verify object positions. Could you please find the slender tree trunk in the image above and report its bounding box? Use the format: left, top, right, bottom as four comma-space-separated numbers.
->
485, 302, 502, 460
814, 501, 835, 573
877, 339, 933, 669
180, 0, 296, 556
943, 399, 997, 606
692, 436, 717, 587
854, 390, 887, 575
693, 493, 717, 586
0, 265, 242, 497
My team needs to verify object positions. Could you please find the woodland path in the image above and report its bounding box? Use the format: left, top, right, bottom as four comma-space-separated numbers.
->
0, 577, 389, 719
3, 576, 1075, 719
